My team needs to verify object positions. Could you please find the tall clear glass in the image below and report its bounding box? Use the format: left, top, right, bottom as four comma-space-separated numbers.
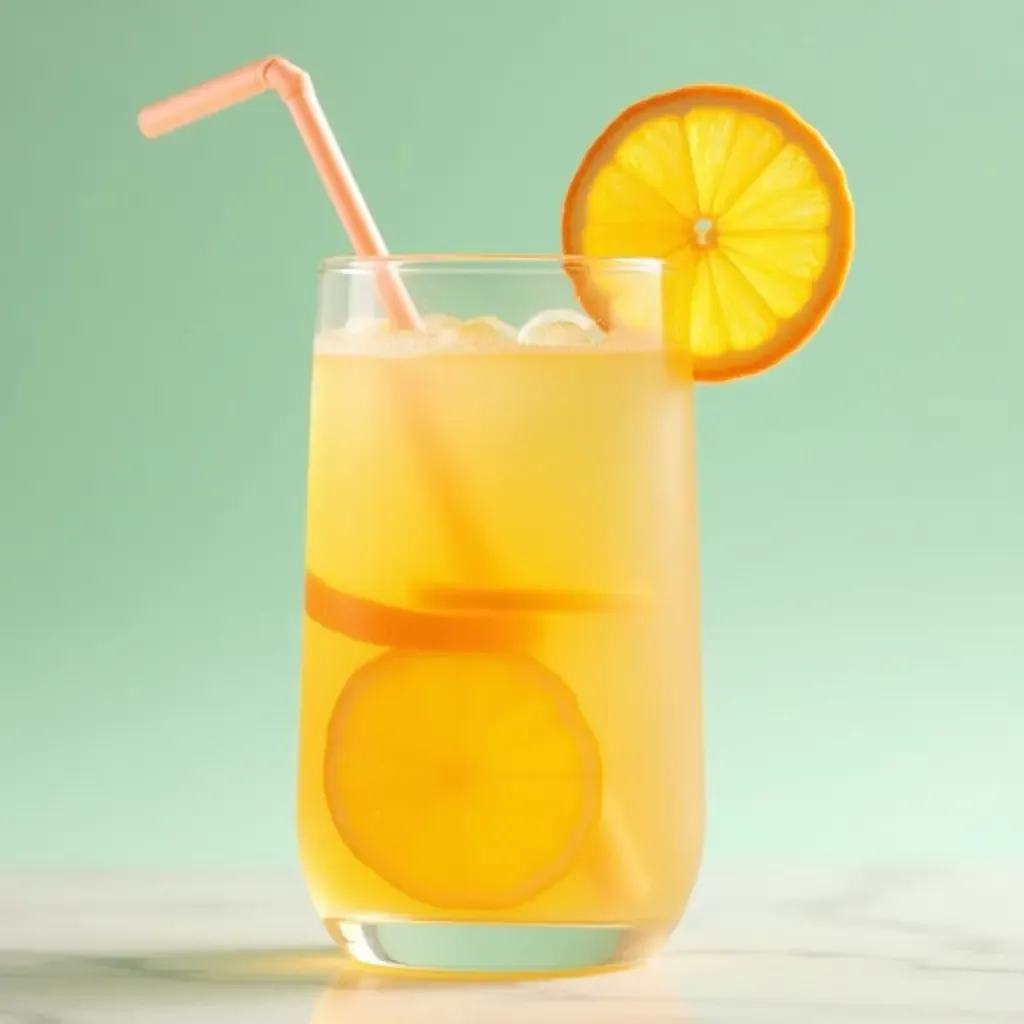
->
297, 256, 702, 978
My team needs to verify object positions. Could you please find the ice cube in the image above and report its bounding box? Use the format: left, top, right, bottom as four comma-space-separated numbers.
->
421, 313, 463, 334
517, 309, 602, 347
450, 317, 518, 351
468, 316, 517, 338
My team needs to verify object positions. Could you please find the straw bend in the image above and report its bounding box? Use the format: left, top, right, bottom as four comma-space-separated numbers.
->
137, 56, 309, 138
137, 55, 419, 328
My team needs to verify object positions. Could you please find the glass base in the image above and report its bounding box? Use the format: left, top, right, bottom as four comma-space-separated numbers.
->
324, 918, 672, 979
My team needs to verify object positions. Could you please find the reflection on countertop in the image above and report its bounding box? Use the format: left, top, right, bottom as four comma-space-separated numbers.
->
1, 866, 1022, 1022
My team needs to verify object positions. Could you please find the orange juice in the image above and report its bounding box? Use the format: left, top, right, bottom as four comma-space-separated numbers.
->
297, 314, 703, 976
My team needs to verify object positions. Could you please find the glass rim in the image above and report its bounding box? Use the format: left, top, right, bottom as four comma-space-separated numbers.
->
318, 253, 667, 275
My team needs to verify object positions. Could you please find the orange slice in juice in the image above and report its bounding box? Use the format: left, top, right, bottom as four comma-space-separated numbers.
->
324, 649, 602, 910
414, 583, 651, 614
562, 85, 854, 381
305, 573, 537, 653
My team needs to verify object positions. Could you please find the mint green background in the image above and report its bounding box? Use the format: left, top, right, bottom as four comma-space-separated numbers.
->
2, 0, 1022, 869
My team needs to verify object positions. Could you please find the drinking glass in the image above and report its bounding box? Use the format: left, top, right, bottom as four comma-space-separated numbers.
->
298, 255, 702, 978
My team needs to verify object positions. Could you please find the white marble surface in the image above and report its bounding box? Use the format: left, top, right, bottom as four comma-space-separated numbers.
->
1, 866, 1022, 1021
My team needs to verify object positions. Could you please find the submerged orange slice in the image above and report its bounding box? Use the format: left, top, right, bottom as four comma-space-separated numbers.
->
305, 573, 535, 653
414, 582, 651, 614
324, 649, 602, 910
563, 85, 854, 381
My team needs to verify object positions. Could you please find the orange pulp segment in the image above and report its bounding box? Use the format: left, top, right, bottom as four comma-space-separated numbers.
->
324, 649, 602, 910
562, 85, 854, 381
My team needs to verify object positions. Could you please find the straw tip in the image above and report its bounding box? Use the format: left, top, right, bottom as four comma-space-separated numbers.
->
137, 108, 161, 139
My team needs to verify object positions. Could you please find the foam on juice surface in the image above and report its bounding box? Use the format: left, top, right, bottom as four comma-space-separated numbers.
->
315, 311, 658, 356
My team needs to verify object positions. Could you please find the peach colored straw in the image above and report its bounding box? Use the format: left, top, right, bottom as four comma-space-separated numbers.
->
139, 56, 417, 330
139, 56, 492, 576
138, 56, 645, 909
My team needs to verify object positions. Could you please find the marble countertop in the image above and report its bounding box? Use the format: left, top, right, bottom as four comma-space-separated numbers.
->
1, 866, 1021, 1022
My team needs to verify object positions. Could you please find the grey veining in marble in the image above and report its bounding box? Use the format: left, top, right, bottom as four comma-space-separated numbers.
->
1, 866, 1021, 1021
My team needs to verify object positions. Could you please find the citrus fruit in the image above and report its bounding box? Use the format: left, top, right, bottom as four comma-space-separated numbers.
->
562, 85, 854, 381
305, 573, 536, 653
323, 649, 602, 910
415, 583, 649, 614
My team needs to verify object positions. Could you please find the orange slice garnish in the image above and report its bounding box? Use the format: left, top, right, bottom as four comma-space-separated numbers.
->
562, 85, 854, 382
324, 649, 602, 910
